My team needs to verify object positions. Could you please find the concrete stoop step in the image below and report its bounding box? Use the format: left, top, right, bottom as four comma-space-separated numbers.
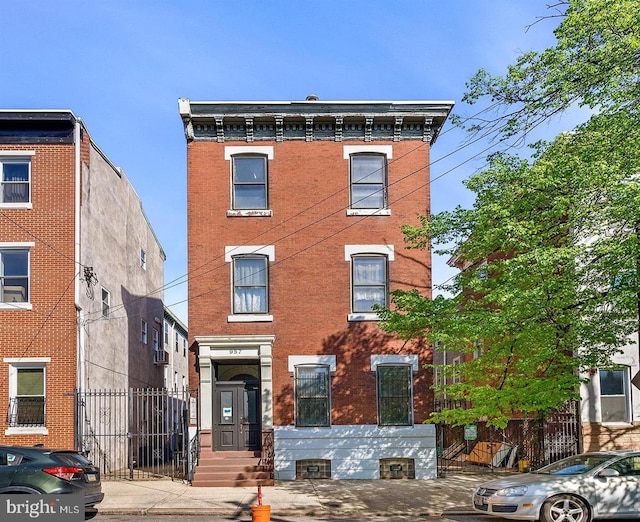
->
192, 451, 274, 487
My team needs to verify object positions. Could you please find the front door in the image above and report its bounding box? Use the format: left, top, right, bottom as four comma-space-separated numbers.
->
213, 381, 260, 451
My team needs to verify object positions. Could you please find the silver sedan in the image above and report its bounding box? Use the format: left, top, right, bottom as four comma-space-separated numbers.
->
472, 450, 640, 522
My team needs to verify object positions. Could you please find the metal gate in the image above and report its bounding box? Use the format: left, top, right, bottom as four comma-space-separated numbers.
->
74, 388, 197, 481
436, 400, 580, 476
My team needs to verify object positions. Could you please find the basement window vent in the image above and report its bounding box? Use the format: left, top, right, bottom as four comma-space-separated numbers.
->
296, 459, 331, 479
379, 458, 415, 479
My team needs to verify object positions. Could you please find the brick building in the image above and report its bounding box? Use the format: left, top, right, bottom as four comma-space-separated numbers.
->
179, 97, 453, 483
0, 110, 166, 449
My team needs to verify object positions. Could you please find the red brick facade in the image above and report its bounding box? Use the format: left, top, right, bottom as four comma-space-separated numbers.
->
0, 133, 84, 448
187, 138, 436, 425
181, 99, 455, 479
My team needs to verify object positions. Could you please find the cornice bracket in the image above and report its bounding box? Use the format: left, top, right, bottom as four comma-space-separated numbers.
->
305, 116, 314, 142
423, 117, 433, 143
245, 117, 254, 142
364, 117, 374, 142
215, 117, 224, 143
394, 116, 404, 142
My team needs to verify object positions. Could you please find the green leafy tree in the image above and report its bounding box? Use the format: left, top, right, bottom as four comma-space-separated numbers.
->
377, 0, 640, 428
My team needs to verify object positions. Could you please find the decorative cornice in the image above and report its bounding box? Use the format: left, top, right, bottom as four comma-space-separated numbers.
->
178, 98, 454, 144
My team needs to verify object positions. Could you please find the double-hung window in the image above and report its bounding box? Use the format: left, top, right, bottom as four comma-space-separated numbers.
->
599, 368, 630, 423
350, 154, 387, 209
1, 154, 32, 207
352, 254, 388, 312
344, 146, 391, 215
233, 255, 268, 314
141, 319, 148, 344
225, 147, 273, 216
377, 365, 413, 426
232, 155, 268, 210
7, 362, 47, 429
346, 245, 393, 321
0, 246, 31, 307
295, 365, 330, 427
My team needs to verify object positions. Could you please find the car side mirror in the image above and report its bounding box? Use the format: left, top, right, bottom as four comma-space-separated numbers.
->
597, 469, 620, 478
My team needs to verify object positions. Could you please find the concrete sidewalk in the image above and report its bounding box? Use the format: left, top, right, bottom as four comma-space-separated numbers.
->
96, 475, 486, 517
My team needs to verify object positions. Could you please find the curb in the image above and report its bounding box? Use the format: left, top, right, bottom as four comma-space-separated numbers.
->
94, 507, 466, 517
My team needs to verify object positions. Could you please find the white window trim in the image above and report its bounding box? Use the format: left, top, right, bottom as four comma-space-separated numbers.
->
225, 245, 275, 262
371, 354, 419, 373
347, 208, 392, 216
225, 146, 274, 160
344, 244, 394, 261
227, 209, 273, 217
288, 355, 336, 372
345, 245, 394, 321
0, 151, 35, 210
343, 145, 393, 159
0, 242, 35, 310
4, 357, 49, 436
228, 314, 274, 323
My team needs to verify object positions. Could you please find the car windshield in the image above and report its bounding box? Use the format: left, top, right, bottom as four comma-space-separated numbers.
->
535, 454, 614, 475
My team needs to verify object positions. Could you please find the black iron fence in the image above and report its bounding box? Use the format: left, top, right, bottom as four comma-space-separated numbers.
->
435, 399, 580, 476
73, 387, 198, 481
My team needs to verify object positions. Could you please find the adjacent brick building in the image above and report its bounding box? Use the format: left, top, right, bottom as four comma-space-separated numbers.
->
179, 97, 453, 482
0, 110, 166, 449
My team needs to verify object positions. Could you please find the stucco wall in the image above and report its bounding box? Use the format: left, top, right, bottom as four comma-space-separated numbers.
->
274, 424, 437, 480
79, 143, 165, 390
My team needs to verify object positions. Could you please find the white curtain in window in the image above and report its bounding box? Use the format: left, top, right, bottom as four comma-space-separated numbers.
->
354, 257, 384, 284
234, 258, 267, 313
353, 257, 385, 311
234, 288, 266, 313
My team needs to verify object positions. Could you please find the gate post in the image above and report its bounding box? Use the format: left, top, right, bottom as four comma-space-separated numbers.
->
129, 387, 134, 480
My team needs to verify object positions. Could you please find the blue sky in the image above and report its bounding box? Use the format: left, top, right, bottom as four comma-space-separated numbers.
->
1, 1, 584, 325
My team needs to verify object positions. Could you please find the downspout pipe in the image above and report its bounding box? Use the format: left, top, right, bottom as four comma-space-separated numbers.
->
74, 118, 85, 394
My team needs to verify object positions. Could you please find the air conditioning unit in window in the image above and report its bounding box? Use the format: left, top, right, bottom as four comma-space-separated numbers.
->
154, 349, 169, 365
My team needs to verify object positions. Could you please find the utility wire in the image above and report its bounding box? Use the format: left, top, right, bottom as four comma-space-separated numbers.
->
85, 104, 506, 323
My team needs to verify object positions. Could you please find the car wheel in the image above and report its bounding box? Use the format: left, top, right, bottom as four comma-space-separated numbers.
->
540, 494, 590, 522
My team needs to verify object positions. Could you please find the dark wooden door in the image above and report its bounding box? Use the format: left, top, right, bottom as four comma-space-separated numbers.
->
214, 382, 260, 451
